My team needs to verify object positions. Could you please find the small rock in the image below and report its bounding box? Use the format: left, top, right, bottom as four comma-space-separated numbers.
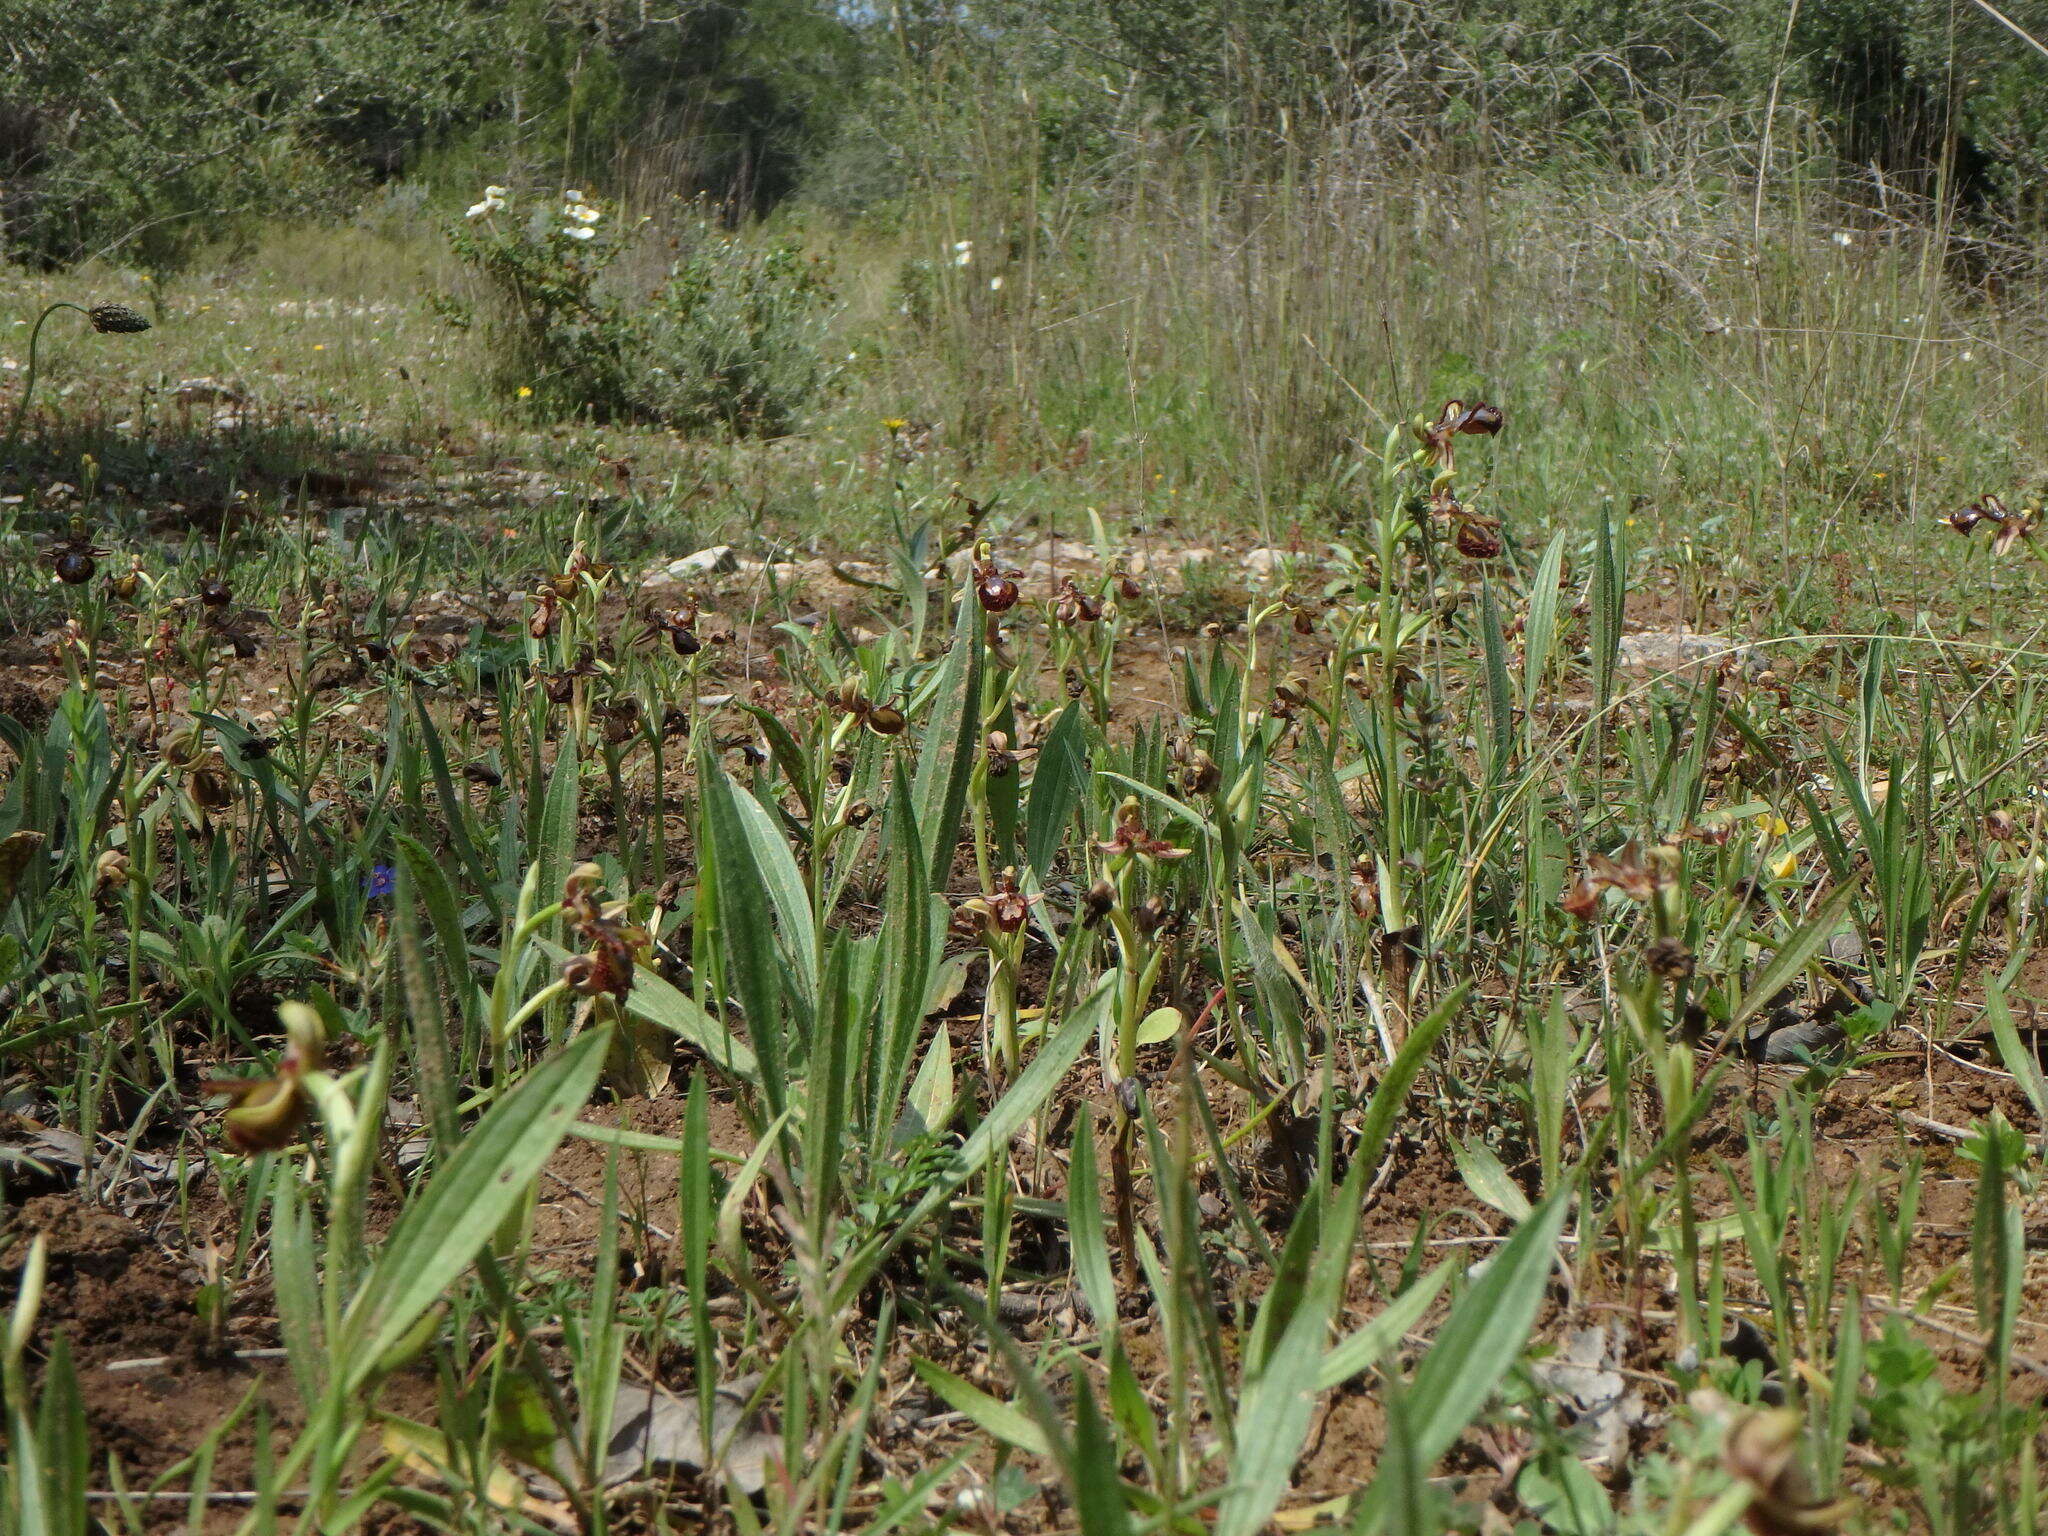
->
170, 377, 245, 406
1039, 538, 1096, 565
596, 1378, 775, 1493
667, 545, 739, 578
1243, 547, 1292, 579
1614, 631, 1757, 677
1529, 1325, 1649, 1468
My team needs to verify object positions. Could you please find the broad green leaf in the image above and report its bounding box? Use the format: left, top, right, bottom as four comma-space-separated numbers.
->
699, 752, 792, 1111
1025, 703, 1088, 880
1520, 531, 1567, 711
911, 591, 983, 889
1730, 886, 1858, 1031
910, 1360, 1048, 1455
839, 976, 1113, 1303
1479, 583, 1514, 778
341, 1027, 609, 1386
1986, 984, 2048, 1136
535, 739, 579, 918
1354, 985, 1465, 1180
1134, 1005, 1183, 1046
1453, 1139, 1532, 1221
1347, 1191, 1568, 1532
1066, 1105, 1117, 1338
537, 940, 758, 1085
1067, 1363, 1132, 1536
269, 1164, 325, 1404
900, 1026, 955, 1142
1395, 1193, 1568, 1466
1315, 1263, 1452, 1391
728, 781, 818, 1003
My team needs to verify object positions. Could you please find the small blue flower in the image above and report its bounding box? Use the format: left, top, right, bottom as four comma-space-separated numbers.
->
363, 863, 396, 900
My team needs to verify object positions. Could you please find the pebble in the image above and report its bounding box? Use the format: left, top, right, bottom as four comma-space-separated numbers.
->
666, 545, 739, 578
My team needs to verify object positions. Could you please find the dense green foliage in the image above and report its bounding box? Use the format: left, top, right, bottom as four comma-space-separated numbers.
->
2, 0, 2044, 275
443, 187, 840, 433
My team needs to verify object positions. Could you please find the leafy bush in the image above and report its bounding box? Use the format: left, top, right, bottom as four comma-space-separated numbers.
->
444, 188, 840, 436
629, 208, 842, 436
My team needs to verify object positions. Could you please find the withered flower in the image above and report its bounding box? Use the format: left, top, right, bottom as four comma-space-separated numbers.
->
985, 730, 1016, 777
601, 700, 640, 745
1715, 1401, 1854, 1536
557, 543, 613, 592
1561, 840, 1666, 919
108, 565, 141, 602
650, 603, 702, 657
559, 862, 648, 1001
1133, 894, 1176, 937
1429, 487, 1505, 559
93, 848, 130, 893
1992, 505, 2038, 557
528, 587, 560, 640
202, 1002, 326, 1154
1454, 518, 1504, 560
1081, 879, 1115, 926
1645, 935, 1695, 981
949, 898, 993, 942
190, 766, 234, 812
1348, 857, 1378, 920
984, 618, 1017, 671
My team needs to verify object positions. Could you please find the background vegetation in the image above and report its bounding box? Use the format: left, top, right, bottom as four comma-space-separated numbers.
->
3, 1, 2048, 1533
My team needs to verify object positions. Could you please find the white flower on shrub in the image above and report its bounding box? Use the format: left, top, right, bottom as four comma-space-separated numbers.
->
467, 186, 507, 218
563, 225, 596, 241
952, 240, 973, 266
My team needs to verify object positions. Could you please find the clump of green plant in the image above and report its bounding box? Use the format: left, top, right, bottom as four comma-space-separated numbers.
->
443, 187, 839, 436
631, 201, 841, 436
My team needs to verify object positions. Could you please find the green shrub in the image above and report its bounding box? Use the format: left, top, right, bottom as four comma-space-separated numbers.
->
443, 188, 840, 436
628, 207, 842, 436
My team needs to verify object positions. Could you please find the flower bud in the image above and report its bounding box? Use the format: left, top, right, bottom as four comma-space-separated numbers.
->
93, 848, 131, 892
89, 303, 151, 335
1082, 879, 1115, 925
190, 767, 233, 811
1645, 935, 1694, 981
